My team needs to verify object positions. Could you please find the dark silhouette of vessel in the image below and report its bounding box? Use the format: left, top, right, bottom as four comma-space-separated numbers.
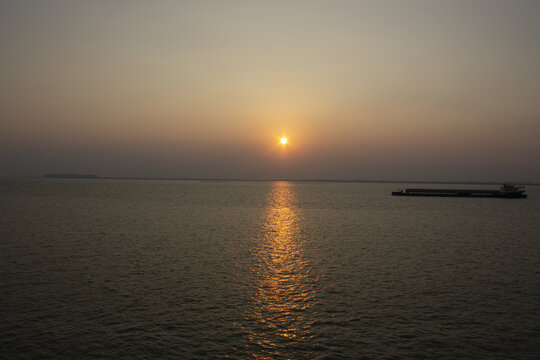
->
392, 184, 527, 198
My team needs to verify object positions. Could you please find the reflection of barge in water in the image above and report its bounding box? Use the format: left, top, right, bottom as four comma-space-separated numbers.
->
392, 184, 527, 198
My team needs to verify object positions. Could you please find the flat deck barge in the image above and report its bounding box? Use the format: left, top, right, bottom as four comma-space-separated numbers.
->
392, 184, 527, 198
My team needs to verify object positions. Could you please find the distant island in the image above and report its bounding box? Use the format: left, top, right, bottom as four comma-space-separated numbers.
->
44, 173, 101, 179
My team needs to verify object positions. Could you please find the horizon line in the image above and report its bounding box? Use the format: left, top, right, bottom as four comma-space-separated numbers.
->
1, 174, 537, 185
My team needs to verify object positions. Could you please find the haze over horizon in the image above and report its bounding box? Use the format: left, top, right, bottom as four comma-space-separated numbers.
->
1, 0, 539, 182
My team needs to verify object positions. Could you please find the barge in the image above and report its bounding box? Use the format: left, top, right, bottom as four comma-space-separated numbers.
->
392, 184, 527, 198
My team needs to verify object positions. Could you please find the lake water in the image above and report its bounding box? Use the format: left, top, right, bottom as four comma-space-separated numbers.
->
1, 179, 539, 359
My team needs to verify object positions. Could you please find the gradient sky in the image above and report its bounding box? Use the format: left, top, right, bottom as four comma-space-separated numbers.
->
1, 0, 539, 181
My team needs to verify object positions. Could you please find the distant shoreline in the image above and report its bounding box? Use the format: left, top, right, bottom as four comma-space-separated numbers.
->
5, 174, 530, 185
43, 173, 101, 179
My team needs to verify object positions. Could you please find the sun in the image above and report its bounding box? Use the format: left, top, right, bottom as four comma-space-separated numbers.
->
280, 137, 287, 144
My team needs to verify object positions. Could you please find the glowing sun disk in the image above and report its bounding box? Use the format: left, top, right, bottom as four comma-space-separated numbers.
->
281, 137, 287, 144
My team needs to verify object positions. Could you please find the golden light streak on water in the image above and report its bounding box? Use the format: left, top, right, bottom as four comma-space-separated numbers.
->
247, 181, 316, 359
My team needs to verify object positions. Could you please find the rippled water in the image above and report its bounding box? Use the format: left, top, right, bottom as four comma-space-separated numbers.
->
1, 179, 539, 359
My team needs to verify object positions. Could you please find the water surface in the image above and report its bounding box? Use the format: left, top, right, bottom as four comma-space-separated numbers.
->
1, 179, 539, 359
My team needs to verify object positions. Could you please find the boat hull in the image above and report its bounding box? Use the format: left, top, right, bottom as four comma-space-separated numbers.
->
392, 192, 526, 198
392, 186, 527, 198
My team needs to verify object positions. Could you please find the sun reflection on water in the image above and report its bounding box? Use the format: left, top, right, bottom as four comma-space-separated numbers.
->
247, 181, 317, 359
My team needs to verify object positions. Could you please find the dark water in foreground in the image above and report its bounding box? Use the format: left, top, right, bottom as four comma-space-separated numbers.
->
1, 179, 539, 359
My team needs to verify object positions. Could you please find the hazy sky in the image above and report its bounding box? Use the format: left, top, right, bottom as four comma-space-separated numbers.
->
1, 0, 539, 181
